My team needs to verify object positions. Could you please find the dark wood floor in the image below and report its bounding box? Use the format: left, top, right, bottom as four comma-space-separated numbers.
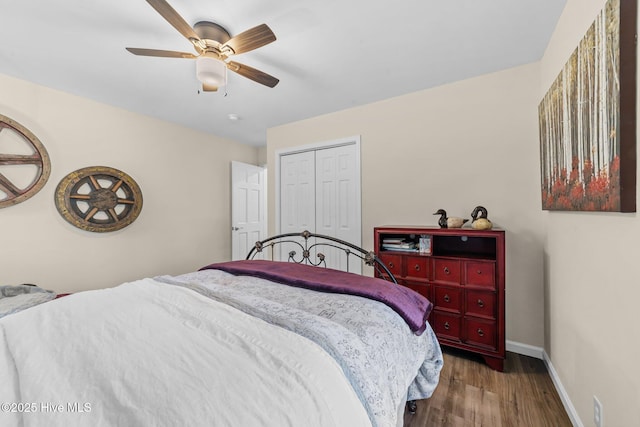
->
403, 349, 573, 427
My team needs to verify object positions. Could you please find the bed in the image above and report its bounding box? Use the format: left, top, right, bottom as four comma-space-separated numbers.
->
0, 231, 443, 427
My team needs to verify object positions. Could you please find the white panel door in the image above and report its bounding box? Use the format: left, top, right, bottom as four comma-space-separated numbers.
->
279, 151, 315, 261
231, 161, 266, 260
315, 144, 361, 273
278, 139, 361, 272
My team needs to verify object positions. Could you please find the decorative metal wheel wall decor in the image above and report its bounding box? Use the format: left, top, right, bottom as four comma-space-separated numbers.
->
55, 166, 143, 232
0, 114, 51, 208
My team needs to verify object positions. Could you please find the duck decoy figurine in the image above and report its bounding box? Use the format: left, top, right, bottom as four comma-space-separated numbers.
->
470, 205, 493, 230
433, 209, 469, 229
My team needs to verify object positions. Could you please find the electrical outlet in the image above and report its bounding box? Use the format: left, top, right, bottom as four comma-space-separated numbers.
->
593, 395, 603, 427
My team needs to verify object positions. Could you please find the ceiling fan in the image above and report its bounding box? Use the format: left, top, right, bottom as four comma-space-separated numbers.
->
126, 0, 279, 91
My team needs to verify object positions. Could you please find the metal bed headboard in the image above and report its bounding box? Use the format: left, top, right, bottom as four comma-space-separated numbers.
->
246, 230, 398, 284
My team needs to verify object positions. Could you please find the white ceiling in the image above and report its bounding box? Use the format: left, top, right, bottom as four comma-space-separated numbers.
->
0, 0, 566, 147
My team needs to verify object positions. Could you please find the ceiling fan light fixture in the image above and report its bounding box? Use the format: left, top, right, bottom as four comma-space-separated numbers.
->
126, 1, 278, 88
196, 55, 226, 87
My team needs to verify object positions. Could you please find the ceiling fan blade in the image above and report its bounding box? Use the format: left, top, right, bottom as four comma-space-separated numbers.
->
222, 24, 276, 55
227, 61, 279, 88
126, 47, 197, 58
145, 0, 200, 43
202, 84, 218, 92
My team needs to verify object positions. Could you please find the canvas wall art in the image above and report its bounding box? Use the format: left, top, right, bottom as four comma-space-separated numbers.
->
538, 0, 637, 212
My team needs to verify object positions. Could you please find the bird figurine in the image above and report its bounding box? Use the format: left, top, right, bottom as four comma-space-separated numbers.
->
433, 209, 469, 229
470, 205, 493, 230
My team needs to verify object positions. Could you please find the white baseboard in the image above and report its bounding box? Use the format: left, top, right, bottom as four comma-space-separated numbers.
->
542, 351, 584, 427
506, 340, 544, 359
506, 341, 583, 427
506, 340, 583, 427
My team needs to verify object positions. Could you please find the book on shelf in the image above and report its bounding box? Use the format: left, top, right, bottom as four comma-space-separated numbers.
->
381, 240, 405, 246
382, 246, 419, 252
382, 240, 418, 252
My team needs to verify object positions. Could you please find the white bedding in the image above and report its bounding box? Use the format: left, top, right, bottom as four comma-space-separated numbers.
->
162, 268, 443, 427
0, 278, 372, 427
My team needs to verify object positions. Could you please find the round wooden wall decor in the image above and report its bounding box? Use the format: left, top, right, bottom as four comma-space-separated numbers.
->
55, 166, 143, 233
0, 114, 51, 208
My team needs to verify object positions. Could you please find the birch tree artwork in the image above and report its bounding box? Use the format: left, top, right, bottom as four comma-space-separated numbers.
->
539, 0, 636, 212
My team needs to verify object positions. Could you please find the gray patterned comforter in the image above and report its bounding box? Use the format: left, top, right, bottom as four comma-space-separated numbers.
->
156, 269, 443, 427
0, 285, 56, 318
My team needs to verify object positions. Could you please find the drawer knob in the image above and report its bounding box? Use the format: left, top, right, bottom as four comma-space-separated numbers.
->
414, 264, 420, 271
477, 328, 484, 337
444, 322, 450, 330
443, 294, 451, 303
477, 299, 485, 308
477, 270, 482, 274
389, 262, 394, 268
443, 267, 450, 275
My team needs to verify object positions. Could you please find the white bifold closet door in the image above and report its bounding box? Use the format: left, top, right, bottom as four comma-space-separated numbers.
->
279, 142, 361, 274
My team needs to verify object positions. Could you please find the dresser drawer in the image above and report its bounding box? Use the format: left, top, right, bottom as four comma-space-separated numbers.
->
465, 290, 496, 319
433, 285, 461, 313
405, 256, 429, 281
465, 261, 496, 288
378, 254, 403, 277
403, 281, 430, 300
464, 318, 496, 350
432, 311, 461, 341
432, 258, 461, 284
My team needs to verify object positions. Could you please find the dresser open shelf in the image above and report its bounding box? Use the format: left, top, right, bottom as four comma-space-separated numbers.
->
374, 226, 506, 371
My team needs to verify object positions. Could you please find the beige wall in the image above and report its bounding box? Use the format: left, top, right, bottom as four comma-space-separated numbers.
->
267, 62, 547, 348
541, 1, 640, 426
0, 74, 258, 292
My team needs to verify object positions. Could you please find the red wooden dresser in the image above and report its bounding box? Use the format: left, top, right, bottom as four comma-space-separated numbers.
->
374, 226, 506, 371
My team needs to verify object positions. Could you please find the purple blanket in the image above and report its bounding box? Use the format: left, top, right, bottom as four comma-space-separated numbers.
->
199, 260, 432, 335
